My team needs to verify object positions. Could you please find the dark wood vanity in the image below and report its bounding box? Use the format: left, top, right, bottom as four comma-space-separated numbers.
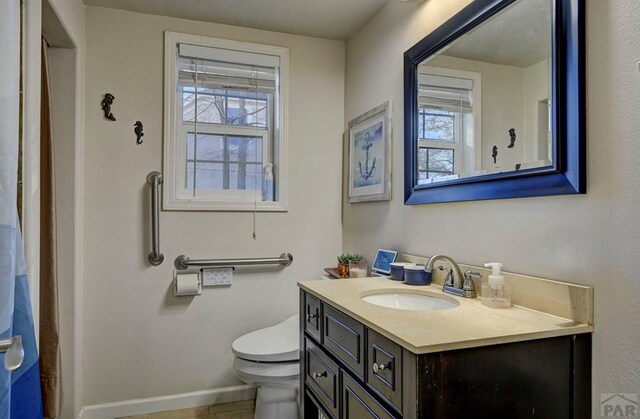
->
300, 289, 591, 419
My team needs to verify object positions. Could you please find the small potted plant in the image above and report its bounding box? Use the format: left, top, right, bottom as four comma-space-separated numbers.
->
337, 253, 363, 278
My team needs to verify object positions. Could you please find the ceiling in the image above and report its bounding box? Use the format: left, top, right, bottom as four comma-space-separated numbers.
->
442, 0, 552, 68
83, 0, 388, 40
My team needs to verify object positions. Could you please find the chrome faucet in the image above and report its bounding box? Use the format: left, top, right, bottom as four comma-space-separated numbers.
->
425, 255, 479, 298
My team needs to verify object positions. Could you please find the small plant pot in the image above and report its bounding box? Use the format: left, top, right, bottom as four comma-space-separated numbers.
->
337, 263, 350, 278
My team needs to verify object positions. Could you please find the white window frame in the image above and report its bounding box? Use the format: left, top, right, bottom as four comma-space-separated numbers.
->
163, 31, 289, 211
418, 67, 482, 176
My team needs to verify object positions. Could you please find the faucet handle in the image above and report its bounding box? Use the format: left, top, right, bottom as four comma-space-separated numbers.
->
438, 265, 454, 286
464, 270, 482, 280
462, 271, 481, 298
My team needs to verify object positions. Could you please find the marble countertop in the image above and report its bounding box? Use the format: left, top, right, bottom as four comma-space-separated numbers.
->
298, 278, 593, 354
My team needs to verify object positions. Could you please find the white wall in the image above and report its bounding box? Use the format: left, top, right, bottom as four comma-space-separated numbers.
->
47, 0, 85, 48
523, 58, 551, 162
344, 0, 640, 415
83, 6, 344, 405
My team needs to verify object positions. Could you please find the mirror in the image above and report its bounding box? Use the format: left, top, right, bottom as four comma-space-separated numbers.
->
404, 0, 585, 205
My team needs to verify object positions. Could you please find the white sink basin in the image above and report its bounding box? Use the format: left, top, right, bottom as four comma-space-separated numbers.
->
361, 291, 459, 312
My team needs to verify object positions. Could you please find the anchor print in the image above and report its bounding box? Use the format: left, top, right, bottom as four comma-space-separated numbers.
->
358, 131, 377, 181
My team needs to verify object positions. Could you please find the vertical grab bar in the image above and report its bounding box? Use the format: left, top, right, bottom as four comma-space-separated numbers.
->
147, 171, 164, 266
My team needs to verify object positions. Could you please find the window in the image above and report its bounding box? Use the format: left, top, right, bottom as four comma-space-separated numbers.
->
164, 32, 288, 211
417, 69, 480, 184
418, 147, 455, 183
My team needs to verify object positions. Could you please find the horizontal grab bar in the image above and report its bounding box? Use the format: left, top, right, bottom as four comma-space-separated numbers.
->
174, 253, 293, 270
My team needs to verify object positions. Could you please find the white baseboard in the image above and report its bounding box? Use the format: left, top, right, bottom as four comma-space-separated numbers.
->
78, 385, 256, 419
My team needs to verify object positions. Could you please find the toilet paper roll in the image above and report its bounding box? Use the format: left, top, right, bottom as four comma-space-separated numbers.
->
174, 273, 202, 296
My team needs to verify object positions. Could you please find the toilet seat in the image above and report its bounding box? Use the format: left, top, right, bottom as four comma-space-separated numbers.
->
232, 314, 299, 362
233, 357, 299, 381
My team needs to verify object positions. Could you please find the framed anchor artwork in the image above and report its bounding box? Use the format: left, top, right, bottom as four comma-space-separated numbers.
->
348, 101, 392, 203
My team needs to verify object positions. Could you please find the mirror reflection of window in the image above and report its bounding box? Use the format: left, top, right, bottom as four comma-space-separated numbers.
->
417, 70, 480, 183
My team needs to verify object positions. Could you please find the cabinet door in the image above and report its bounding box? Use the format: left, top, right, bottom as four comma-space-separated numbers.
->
305, 386, 334, 419
323, 304, 365, 379
366, 329, 402, 413
342, 372, 396, 419
304, 292, 322, 342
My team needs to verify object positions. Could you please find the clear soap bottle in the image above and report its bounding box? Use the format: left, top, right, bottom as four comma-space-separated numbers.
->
481, 262, 511, 308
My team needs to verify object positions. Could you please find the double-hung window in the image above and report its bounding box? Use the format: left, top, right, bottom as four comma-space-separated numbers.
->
417, 69, 480, 184
164, 32, 288, 211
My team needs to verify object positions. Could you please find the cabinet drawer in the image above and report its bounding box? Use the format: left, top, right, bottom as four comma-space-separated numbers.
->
323, 304, 365, 380
342, 372, 396, 419
366, 329, 402, 413
306, 338, 340, 418
304, 292, 322, 341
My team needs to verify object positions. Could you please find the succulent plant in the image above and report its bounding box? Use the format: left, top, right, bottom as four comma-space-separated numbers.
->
337, 253, 363, 264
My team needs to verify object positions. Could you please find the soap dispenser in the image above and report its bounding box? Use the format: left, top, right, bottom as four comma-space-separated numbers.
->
481, 262, 511, 308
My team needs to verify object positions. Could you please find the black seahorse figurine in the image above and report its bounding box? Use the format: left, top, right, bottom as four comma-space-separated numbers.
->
492, 145, 498, 164
101, 93, 116, 121
508, 128, 516, 148
134, 121, 144, 144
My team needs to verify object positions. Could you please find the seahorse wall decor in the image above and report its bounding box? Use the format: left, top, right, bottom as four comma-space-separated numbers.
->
492, 145, 498, 164
508, 128, 516, 148
101, 93, 116, 121
134, 121, 144, 144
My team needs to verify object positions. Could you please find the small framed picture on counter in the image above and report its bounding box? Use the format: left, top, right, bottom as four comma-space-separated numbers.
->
372, 249, 398, 275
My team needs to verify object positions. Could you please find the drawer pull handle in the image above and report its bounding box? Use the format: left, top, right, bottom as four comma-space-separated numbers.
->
312, 371, 327, 379
307, 312, 318, 321
373, 362, 390, 373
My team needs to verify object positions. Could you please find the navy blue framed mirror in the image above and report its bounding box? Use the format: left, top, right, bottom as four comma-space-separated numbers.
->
404, 0, 584, 205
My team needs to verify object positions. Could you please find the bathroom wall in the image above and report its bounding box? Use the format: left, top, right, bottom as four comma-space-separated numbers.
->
522, 59, 551, 162
83, 6, 344, 406
344, 0, 640, 414
47, 0, 85, 47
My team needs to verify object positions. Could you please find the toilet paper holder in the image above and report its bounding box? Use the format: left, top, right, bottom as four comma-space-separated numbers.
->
174, 272, 202, 296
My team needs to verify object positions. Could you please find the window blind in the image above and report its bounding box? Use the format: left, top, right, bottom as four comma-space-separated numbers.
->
178, 43, 278, 91
418, 74, 473, 114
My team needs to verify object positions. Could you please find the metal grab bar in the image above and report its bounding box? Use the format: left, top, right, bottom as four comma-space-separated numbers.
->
174, 253, 293, 270
147, 171, 165, 266
0, 335, 23, 371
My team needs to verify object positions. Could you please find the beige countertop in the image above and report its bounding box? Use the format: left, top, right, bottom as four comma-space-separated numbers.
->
298, 278, 593, 354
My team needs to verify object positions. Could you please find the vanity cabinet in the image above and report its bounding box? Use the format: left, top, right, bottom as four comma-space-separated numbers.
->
300, 289, 591, 419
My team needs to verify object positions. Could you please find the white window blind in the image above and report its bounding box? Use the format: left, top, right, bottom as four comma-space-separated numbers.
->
418, 74, 474, 114
178, 44, 278, 92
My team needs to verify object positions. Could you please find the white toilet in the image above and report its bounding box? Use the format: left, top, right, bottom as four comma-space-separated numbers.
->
232, 314, 300, 419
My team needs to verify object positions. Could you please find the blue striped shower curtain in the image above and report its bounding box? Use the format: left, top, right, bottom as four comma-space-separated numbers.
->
0, 0, 44, 417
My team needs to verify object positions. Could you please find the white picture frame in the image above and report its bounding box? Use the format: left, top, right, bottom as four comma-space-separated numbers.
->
348, 101, 392, 203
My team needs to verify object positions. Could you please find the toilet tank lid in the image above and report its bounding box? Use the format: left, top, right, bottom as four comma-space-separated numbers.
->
232, 314, 299, 362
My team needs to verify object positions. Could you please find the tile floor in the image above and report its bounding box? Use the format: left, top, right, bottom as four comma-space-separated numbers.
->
119, 399, 255, 419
